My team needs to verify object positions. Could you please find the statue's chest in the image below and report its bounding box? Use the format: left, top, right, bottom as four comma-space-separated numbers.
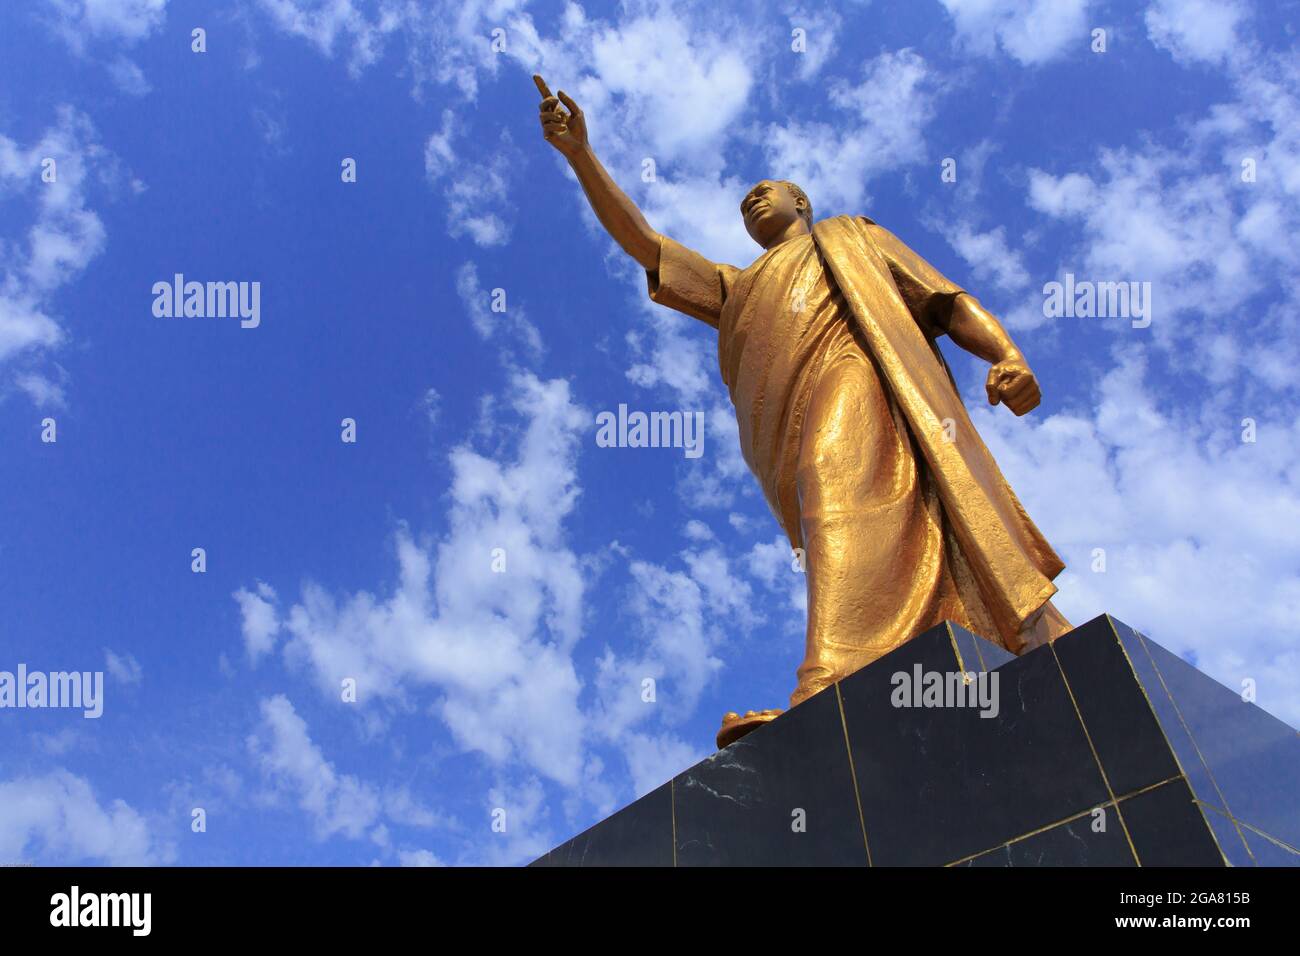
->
718, 248, 849, 394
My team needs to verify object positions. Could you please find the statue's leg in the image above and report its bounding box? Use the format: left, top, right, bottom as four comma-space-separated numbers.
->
790, 344, 946, 707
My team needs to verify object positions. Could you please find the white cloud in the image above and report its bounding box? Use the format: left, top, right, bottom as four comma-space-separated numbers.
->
248, 694, 448, 847
248, 695, 384, 840
621, 732, 703, 798
1145, 0, 1249, 66
0, 107, 115, 404
1026, 154, 1252, 321
959, 25, 1300, 729
938, 0, 1091, 66
43, 0, 168, 92
251, 106, 289, 152
585, 9, 754, 165
398, 848, 443, 866
424, 111, 519, 248
1023, 43, 1300, 388
256, 0, 536, 98
624, 314, 715, 404
0, 770, 170, 865
585, 538, 779, 794
422, 109, 456, 175
32, 728, 91, 756
785, 6, 842, 81
420, 386, 440, 428
681, 545, 757, 624
762, 50, 938, 217
234, 362, 767, 810
947, 222, 1030, 294
480, 776, 550, 865
968, 350, 1300, 726
0, 297, 63, 367
44, 0, 168, 51
593, 558, 725, 742
14, 371, 67, 407
453, 261, 543, 360
682, 519, 713, 542
234, 581, 281, 664
256, 0, 400, 76
0, 113, 109, 295
927, 5, 1300, 733
246, 372, 590, 788
400, 0, 533, 100
104, 648, 143, 685
106, 54, 151, 95
745, 534, 806, 617
206, 0, 1300, 837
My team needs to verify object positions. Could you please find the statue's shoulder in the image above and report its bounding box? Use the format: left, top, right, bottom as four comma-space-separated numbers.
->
812, 214, 878, 233
819, 214, 879, 229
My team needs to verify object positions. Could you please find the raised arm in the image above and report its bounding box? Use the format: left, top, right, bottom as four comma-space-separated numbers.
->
534, 75, 660, 270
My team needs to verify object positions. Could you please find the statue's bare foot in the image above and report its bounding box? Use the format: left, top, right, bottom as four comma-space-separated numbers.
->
716, 708, 783, 749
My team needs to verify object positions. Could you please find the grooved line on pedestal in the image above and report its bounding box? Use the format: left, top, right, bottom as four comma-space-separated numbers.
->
670, 778, 678, 868
944, 800, 1117, 866
944, 624, 969, 674
1123, 619, 1255, 865
1119, 773, 1185, 800
1049, 640, 1142, 865
944, 772, 1183, 866
1223, 814, 1300, 856
946, 621, 988, 673
835, 682, 873, 866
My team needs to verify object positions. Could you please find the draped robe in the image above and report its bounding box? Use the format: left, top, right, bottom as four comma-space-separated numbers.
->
647, 214, 1070, 705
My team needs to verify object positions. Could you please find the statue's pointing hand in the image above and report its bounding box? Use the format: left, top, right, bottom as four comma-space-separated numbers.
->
534, 74, 587, 159
986, 359, 1042, 416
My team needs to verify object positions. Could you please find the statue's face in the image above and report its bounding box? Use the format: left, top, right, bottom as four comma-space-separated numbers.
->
742, 180, 806, 246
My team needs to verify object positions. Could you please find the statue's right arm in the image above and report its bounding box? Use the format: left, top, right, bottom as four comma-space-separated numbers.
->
535, 76, 660, 271
566, 146, 660, 270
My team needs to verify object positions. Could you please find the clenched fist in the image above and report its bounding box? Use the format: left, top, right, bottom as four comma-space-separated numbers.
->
985, 358, 1041, 416
534, 74, 587, 160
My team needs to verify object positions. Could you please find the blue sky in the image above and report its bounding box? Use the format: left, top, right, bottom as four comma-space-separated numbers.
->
1, 0, 1297, 866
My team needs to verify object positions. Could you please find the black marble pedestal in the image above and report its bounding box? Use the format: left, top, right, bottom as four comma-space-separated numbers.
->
532, 614, 1299, 866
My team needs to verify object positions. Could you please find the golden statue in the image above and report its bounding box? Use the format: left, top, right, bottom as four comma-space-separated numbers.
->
534, 77, 1072, 748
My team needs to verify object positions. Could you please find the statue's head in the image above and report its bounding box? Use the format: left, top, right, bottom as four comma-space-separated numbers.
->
741, 179, 813, 248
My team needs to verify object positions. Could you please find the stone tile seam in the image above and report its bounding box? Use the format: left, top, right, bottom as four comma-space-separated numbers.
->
1049, 639, 1141, 865
1126, 619, 1257, 866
